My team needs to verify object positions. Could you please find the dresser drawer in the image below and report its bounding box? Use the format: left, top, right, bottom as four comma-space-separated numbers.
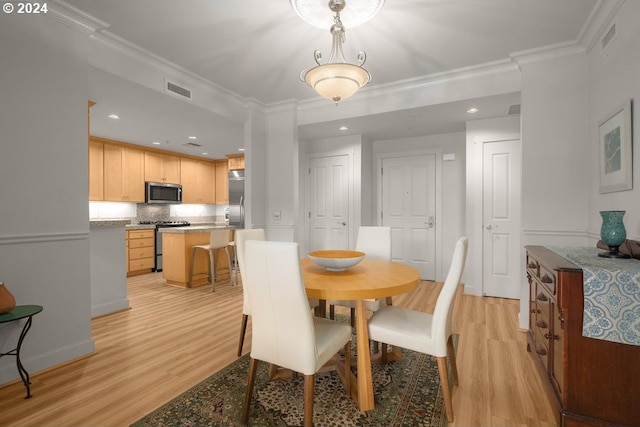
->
129, 246, 154, 260
539, 265, 556, 295
128, 237, 154, 249
526, 254, 540, 277
129, 229, 154, 239
129, 257, 154, 271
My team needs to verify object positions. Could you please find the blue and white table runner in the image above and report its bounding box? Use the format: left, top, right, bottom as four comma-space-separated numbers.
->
548, 246, 640, 346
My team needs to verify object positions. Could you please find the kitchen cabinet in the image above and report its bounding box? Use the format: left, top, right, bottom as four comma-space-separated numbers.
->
215, 160, 228, 204
104, 144, 145, 202
525, 246, 640, 427
89, 139, 104, 201
180, 158, 215, 204
127, 229, 154, 276
144, 151, 180, 184
227, 154, 244, 170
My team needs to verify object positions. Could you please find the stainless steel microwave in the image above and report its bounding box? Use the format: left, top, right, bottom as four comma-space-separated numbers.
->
145, 182, 182, 204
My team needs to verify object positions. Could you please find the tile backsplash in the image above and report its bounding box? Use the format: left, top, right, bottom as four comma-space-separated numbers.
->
89, 202, 227, 224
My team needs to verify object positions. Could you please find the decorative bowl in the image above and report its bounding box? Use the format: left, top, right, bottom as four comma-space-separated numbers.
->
308, 250, 365, 271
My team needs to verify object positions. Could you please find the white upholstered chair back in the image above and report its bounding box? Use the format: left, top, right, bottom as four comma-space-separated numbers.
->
431, 236, 468, 356
244, 240, 318, 375
234, 228, 265, 316
356, 226, 391, 260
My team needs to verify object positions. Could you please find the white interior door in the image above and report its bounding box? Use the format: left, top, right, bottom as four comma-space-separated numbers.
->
307, 155, 350, 251
482, 139, 521, 299
381, 154, 436, 280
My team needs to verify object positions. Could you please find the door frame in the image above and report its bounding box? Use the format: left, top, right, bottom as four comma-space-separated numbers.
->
376, 149, 443, 280
303, 149, 356, 255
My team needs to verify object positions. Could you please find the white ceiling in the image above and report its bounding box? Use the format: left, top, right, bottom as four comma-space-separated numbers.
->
70, 0, 599, 158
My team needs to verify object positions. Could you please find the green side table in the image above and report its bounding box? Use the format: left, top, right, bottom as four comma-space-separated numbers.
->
0, 305, 43, 398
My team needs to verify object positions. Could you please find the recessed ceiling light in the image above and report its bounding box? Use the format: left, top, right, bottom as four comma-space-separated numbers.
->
107, 114, 119, 119
467, 108, 479, 114
238, 148, 245, 152
152, 141, 161, 145
202, 152, 208, 156
339, 126, 348, 131
188, 136, 197, 140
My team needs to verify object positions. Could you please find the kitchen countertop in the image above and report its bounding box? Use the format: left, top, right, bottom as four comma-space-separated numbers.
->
90, 219, 132, 228
158, 225, 234, 234
124, 224, 156, 230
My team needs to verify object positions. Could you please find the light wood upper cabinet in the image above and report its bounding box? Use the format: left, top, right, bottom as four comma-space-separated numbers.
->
215, 161, 229, 204
104, 144, 145, 202
144, 151, 180, 184
228, 154, 244, 170
89, 139, 104, 201
180, 158, 215, 204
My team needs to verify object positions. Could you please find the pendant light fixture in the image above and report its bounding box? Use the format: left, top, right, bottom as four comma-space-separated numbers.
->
299, 0, 372, 105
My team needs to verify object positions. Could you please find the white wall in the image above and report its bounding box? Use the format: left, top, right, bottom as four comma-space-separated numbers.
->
0, 14, 95, 384
587, 0, 640, 240
517, 50, 591, 329
375, 132, 466, 281
264, 104, 298, 242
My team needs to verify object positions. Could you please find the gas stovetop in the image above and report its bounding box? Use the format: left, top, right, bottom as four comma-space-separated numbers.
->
139, 220, 191, 227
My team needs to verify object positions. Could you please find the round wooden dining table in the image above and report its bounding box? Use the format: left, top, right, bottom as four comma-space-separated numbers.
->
300, 258, 420, 412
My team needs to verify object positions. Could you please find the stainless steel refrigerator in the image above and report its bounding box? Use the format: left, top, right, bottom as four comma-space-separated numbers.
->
228, 169, 244, 228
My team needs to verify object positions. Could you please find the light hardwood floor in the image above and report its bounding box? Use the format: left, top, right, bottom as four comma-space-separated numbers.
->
0, 273, 557, 427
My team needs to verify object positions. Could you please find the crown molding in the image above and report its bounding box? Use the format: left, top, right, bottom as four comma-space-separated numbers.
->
46, 0, 109, 35
89, 30, 244, 110
579, 0, 625, 54
510, 40, 586, 68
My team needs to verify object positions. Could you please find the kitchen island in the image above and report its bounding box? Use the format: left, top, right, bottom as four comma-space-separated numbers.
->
160, 225, 235, 288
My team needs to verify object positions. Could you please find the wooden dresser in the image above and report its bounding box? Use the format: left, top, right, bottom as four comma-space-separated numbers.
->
525, 246, 639, 427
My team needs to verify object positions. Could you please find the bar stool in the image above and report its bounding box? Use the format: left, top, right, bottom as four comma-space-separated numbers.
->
188, 228, 231, 291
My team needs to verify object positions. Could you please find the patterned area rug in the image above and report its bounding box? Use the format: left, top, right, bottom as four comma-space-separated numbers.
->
131, 344, 448, 427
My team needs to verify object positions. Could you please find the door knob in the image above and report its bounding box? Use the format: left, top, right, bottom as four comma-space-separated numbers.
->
486, 224, 498, 230
425, 216, 435, 228
339, 222, 346, 226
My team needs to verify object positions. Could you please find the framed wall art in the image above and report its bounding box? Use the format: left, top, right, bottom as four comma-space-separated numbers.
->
599, 99, 633, 193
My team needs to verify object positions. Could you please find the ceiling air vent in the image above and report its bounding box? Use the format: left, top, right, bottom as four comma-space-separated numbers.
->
507, 104, 521, 116
166, 80, 192, 100
601, 23, 616, 53
182, 142, 202, 148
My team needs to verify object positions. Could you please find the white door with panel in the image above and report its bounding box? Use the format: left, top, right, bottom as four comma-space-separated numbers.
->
482, 139, 521, 299
381, 154, 436, 280
307, 155, 350, 251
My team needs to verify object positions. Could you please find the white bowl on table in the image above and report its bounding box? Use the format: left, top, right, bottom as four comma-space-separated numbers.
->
308, 250, 365, 271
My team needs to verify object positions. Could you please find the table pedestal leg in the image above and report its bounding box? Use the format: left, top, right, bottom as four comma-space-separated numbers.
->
354, 300, 374, 411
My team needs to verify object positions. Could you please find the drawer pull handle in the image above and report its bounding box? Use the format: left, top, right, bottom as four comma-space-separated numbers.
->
536, 320, 548, 329
536, 346, 547, 356
544, 333, 560, 341
536, 293, 548, 302
541, 274, 553, 284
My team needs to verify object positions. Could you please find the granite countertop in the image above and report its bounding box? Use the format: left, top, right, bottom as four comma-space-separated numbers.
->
90, 219, 132, 228
159, 225, 234, 234
124, 224, 156, 230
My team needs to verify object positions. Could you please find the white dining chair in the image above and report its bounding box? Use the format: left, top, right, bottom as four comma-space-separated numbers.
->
328, 226, 391, 326
234, 228, 266, 357
241, 240, 352, 427
235, 228, 320, 357
367, 236, 468, 423
188, 228, 231, 291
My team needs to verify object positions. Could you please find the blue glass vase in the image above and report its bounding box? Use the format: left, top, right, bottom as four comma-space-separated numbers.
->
598, 210, 630, 258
